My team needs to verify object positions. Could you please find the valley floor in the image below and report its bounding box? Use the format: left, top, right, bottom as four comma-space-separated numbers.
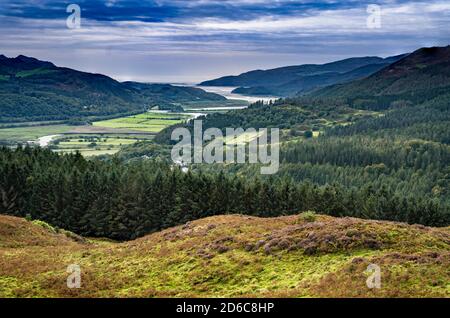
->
0, 213, 449, 298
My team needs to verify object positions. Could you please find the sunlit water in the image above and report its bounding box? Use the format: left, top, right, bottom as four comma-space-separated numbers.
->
196, 86, 279, 104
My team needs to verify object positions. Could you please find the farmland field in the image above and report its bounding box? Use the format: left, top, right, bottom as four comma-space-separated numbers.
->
53, 135, 153, 157
93, 112, 191, 133
0, 124, 74, 142
0, 112, 192, 157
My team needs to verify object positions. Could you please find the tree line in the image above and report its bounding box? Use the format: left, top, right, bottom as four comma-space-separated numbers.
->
1, 147, 448, 241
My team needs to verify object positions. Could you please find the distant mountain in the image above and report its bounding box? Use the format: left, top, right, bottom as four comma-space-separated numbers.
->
0, 55, 226, 122
199, 55, 407, 96
313, 45, 450, 110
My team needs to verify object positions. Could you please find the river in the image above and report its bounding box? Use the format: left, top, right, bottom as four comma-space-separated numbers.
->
196, 86, 278, 104
35, 86, 277, 148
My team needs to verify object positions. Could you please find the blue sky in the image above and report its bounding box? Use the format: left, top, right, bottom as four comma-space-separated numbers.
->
0, 0, 449, 82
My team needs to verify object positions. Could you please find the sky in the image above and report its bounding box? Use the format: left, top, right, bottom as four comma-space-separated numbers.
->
0, 0, 449, 83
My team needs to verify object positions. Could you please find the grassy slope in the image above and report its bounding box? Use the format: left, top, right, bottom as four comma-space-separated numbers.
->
0, 214, 449, 298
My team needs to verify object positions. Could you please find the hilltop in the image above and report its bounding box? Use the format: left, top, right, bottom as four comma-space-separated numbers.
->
0, 213, 448, 298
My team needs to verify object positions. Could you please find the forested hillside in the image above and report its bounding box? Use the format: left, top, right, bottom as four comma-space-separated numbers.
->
0, 147, 448, 241
187, 98, 450, 221
313, 46, 450, 110
1, 46, 449, 242
0, 55, 226, 122
152, 98, 360, 144
116, 45, 450, 238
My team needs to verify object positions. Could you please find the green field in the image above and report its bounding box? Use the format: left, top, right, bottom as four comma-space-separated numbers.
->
53, 136, 153, 157
0, 112, 188, 156
93, 112, 191, 133
0, 125, 74, 142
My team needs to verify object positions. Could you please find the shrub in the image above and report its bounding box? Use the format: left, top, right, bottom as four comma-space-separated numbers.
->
304, 131, 313, 138
32, 220, 57, 233
299, 211, 317, 223
60, 229, 86, 243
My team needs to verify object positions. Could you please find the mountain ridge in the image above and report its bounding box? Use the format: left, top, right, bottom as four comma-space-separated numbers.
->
0, 55, 227, 122
312, 45, 450, 110
199, 54, 408, 96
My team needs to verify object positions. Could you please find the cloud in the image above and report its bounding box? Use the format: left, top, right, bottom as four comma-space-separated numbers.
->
0, 0, 449, 82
